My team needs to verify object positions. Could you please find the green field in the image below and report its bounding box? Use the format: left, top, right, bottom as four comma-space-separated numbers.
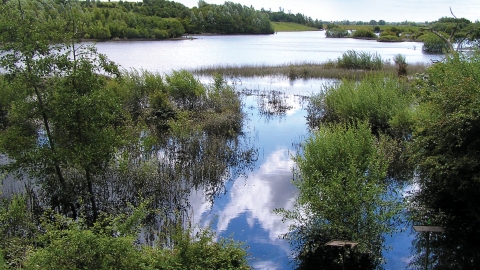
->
271, 22, 320, 32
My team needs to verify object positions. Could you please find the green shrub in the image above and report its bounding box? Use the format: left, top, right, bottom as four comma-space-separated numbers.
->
165, 70, 206, 110
281, 121, 403, 269
393, 54, 408, 77
307, 74, 412, 136
378, 31, 402, 42
352, 29, 376, 38
202, 74, 243, 137
336, 50, 383, 70
0, 195, 37, 269
409, 52, 480, 269
20, 203, 249, 270
325, 27, 349, 38
25, 229, 140, 270
140, 225, 249, 270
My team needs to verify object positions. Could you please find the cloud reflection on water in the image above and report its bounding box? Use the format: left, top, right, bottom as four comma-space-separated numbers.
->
189, 148, 298, 269
216, 148, 297, 239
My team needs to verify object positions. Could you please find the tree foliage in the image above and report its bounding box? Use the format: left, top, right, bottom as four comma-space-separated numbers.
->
420, 33, 450, 53
261, 8, 323, 29
409, 52, 480, 269
0, 0, 276, 41
0, 0, 130, 223
190, 1, 273, 34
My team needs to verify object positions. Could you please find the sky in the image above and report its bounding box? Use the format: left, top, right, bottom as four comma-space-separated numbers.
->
174, 0, 480, 23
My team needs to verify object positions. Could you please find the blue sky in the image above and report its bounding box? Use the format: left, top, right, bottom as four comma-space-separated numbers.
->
175, 0, 480, 22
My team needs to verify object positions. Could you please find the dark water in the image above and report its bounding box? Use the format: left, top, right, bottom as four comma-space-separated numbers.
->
92, 32, 439, 269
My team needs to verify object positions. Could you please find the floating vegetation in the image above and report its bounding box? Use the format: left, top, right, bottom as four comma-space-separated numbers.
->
256, 90, 293, 117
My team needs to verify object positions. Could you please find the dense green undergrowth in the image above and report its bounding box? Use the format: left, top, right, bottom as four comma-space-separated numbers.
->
0, 196, 249, 270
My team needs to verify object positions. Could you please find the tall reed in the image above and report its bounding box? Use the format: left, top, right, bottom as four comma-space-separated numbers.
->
336, 50, 383, 70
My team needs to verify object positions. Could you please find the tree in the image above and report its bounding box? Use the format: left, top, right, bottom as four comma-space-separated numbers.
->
279, 122, 404, 269
0, 0, 129, 223
409, 52, 480, 269
424, 10, 479, 52
0, 0, 77, 217
420, 33, 450, 53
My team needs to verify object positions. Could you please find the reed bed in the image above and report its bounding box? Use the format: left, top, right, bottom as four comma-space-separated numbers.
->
191, 61, 430, 80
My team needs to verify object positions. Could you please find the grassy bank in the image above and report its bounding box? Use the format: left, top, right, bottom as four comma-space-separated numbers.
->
272, 22, 320, 32
191, 62, 429, 80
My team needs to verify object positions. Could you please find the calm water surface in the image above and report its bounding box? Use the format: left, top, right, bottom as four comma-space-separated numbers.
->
96, 31, 441, 73
95, 32, 439, 269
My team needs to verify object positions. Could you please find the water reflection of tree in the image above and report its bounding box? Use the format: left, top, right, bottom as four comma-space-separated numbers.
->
89, 131, 257, 244
242, 88, 309, 122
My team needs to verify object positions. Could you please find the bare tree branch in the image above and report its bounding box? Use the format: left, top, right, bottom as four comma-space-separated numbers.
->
430, 28, 455, 52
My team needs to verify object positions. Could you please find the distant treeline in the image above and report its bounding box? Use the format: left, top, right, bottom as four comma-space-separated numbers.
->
78, 0, 274, 39
260, 7, 323, 29
6, 0, 478, 42
324, 17, 480, 52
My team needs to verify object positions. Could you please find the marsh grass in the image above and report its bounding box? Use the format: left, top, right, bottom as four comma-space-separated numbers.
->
192, 61, 429, 80
336, 50, 383, 70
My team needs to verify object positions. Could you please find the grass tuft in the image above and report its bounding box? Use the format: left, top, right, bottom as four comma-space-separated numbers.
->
336, 50, 383, 70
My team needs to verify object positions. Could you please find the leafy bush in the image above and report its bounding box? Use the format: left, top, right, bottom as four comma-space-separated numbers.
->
378, 31, 401, 42
202, 74, 243, 137
325, 27, 349, 38
336, 50, 383, 70
279, 122, 403, 269
25, 228, 140, 270
0, 195, 37, 269
393, 54, 408, 76
409, 52, 480, 269
352, 29, 376, 38
165, 69, 206, 110
141, 225, 249, 270
378, 35, 401, 42
307, 74, 412, 136
13, 200, 250, 270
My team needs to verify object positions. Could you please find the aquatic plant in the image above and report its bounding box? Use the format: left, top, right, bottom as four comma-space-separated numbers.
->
336, 50, 383, 70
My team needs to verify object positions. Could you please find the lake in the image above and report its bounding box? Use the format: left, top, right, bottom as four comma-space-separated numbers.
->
93, 31, 441, 269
